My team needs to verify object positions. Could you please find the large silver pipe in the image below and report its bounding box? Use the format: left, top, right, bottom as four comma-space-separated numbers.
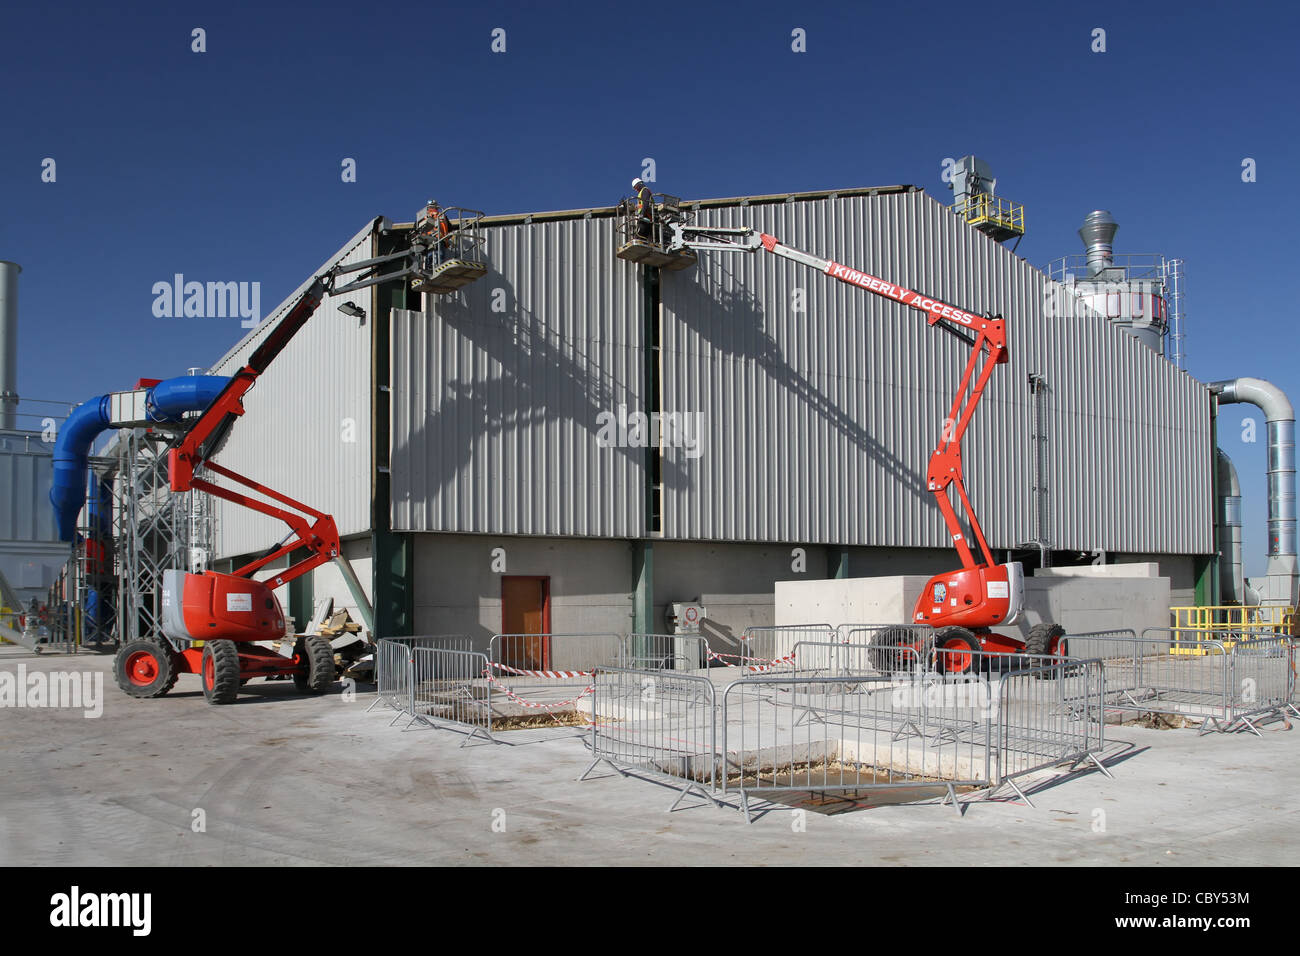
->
0, 261, 19, 430
1215, 449, 1260, 605
1078, 210, 1118, 276
1212, 378, 1296, 566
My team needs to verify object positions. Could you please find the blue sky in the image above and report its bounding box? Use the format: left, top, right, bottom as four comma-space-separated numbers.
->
3, 0, 1296, 575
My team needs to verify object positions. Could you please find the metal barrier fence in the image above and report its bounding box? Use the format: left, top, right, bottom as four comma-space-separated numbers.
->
994, 657, 1111, 803
623, 633, 709, 671
1224, 636, 1297, 733
770, 640, 922, 679
488, 633, 623, 702
369, 635, 473, 722
721, 673, 988, 822
1085, 628, 1297, 734
581, 666, 718, 810
841, 624, 935, 674
739, 624, 833, 668
777, 640, 885, 677
580, 649, 1111, 821
1059, 628, 1140, 661
409, 647, 494, 744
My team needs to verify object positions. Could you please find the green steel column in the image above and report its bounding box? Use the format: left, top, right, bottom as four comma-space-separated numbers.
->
287, 547, 313, 632
370, 230, 414, 639
633, 539, 654, 639
827, 545, 850, 579
643, 264, 662, 534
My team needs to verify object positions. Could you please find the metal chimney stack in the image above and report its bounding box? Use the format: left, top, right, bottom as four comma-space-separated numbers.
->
0, 261, 19, 430
1078, 210, 1119, 276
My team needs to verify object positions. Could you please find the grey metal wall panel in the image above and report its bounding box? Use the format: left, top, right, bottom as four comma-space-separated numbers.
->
0, 432, 58, 544
659, 189, 1211, 554
207, 223, 375, 560
390, 215, 644, 537
0, 436, 53, 544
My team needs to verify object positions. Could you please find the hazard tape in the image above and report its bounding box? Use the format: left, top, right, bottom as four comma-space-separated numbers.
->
483, 671, 595, 709
486, 660, 594, 680
707, 649, 797, 672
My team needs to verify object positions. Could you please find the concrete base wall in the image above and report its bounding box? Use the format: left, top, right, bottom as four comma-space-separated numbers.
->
402, 535, 1185, 652
777, 563, 1173, 638
412, 534, 634, 651
1115, 553, 1197, 608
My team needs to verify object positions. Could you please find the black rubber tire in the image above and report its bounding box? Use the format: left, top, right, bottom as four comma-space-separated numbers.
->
114, 639, 179, 699
201, 640, 241, 705
1023, 623, 1068, 679
293, 635, 335, 694
933, 626, 981, 674
868, 626, 926, 673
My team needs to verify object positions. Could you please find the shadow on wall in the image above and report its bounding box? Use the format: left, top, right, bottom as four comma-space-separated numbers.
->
407, 262, 699, 492
698, 617, 740, 656
401, 256, 935, 523
663, 260, 933, 508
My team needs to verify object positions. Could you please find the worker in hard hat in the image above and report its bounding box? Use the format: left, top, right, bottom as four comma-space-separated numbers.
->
418, 200, 454, 268
632, 177, 655, 241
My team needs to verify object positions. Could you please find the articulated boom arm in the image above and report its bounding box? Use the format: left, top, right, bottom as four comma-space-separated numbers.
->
167, 274, 343, 591
669, 224, 1008, 571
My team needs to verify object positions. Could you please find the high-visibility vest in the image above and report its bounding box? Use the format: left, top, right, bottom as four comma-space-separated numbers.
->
422, 207, 449, 238
636, 185, 654, 219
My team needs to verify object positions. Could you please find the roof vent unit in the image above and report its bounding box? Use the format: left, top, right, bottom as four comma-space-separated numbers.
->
1046, 211, 1177, 358
1078, 210, 1121, 278
949, 156, 1025, 245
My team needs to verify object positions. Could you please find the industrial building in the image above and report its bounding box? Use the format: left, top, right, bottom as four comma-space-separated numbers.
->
7, 161, 1293, 658
188, 170, 1281, 648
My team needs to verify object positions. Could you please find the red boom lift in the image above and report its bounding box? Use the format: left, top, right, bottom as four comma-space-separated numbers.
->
667, 224, 1066, 673
115, 211, 486, 703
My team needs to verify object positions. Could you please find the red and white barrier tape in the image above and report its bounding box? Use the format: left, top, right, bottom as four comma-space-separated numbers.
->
483, 671, 594, 709
707, 649, 797, 672
486, 660, 594, 679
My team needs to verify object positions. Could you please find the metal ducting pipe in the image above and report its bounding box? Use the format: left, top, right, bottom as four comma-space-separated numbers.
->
50, 375, 229, 541
0, 261, 20, 430
1078, 210, 1118, 276
1216, 449, 1260, 606
1212, 377, 1297, 604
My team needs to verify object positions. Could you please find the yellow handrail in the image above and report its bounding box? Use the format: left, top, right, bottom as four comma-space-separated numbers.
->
954, 193, 1024, 234
1167, 605, 1297, 654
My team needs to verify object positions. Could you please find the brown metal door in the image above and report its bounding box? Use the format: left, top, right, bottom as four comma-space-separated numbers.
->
501, 576, 550, 669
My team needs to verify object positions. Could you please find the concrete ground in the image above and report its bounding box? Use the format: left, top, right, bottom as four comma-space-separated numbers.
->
1, 644, 1297, 866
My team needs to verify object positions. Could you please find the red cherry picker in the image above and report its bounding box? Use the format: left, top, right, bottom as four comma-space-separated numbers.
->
666, 224, 1066, 673
115, 209, 486, 703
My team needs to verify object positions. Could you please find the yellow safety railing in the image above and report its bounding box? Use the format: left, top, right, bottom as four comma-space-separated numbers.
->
1168, 605, 1297, 654
954, 193, 1025, 236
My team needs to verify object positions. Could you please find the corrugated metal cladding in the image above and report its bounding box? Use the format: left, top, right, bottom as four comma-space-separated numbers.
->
387, 187, 1211, 555
390, 214, 645, 537
207, 221, 377, 560
659, 189, 1211, 554
0, 432, 58, 543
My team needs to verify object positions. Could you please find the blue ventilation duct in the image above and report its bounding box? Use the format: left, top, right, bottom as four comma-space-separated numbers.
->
50, 375, 229, 541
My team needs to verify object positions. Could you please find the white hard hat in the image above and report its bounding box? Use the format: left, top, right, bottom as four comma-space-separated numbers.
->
632, 178, 644, 188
